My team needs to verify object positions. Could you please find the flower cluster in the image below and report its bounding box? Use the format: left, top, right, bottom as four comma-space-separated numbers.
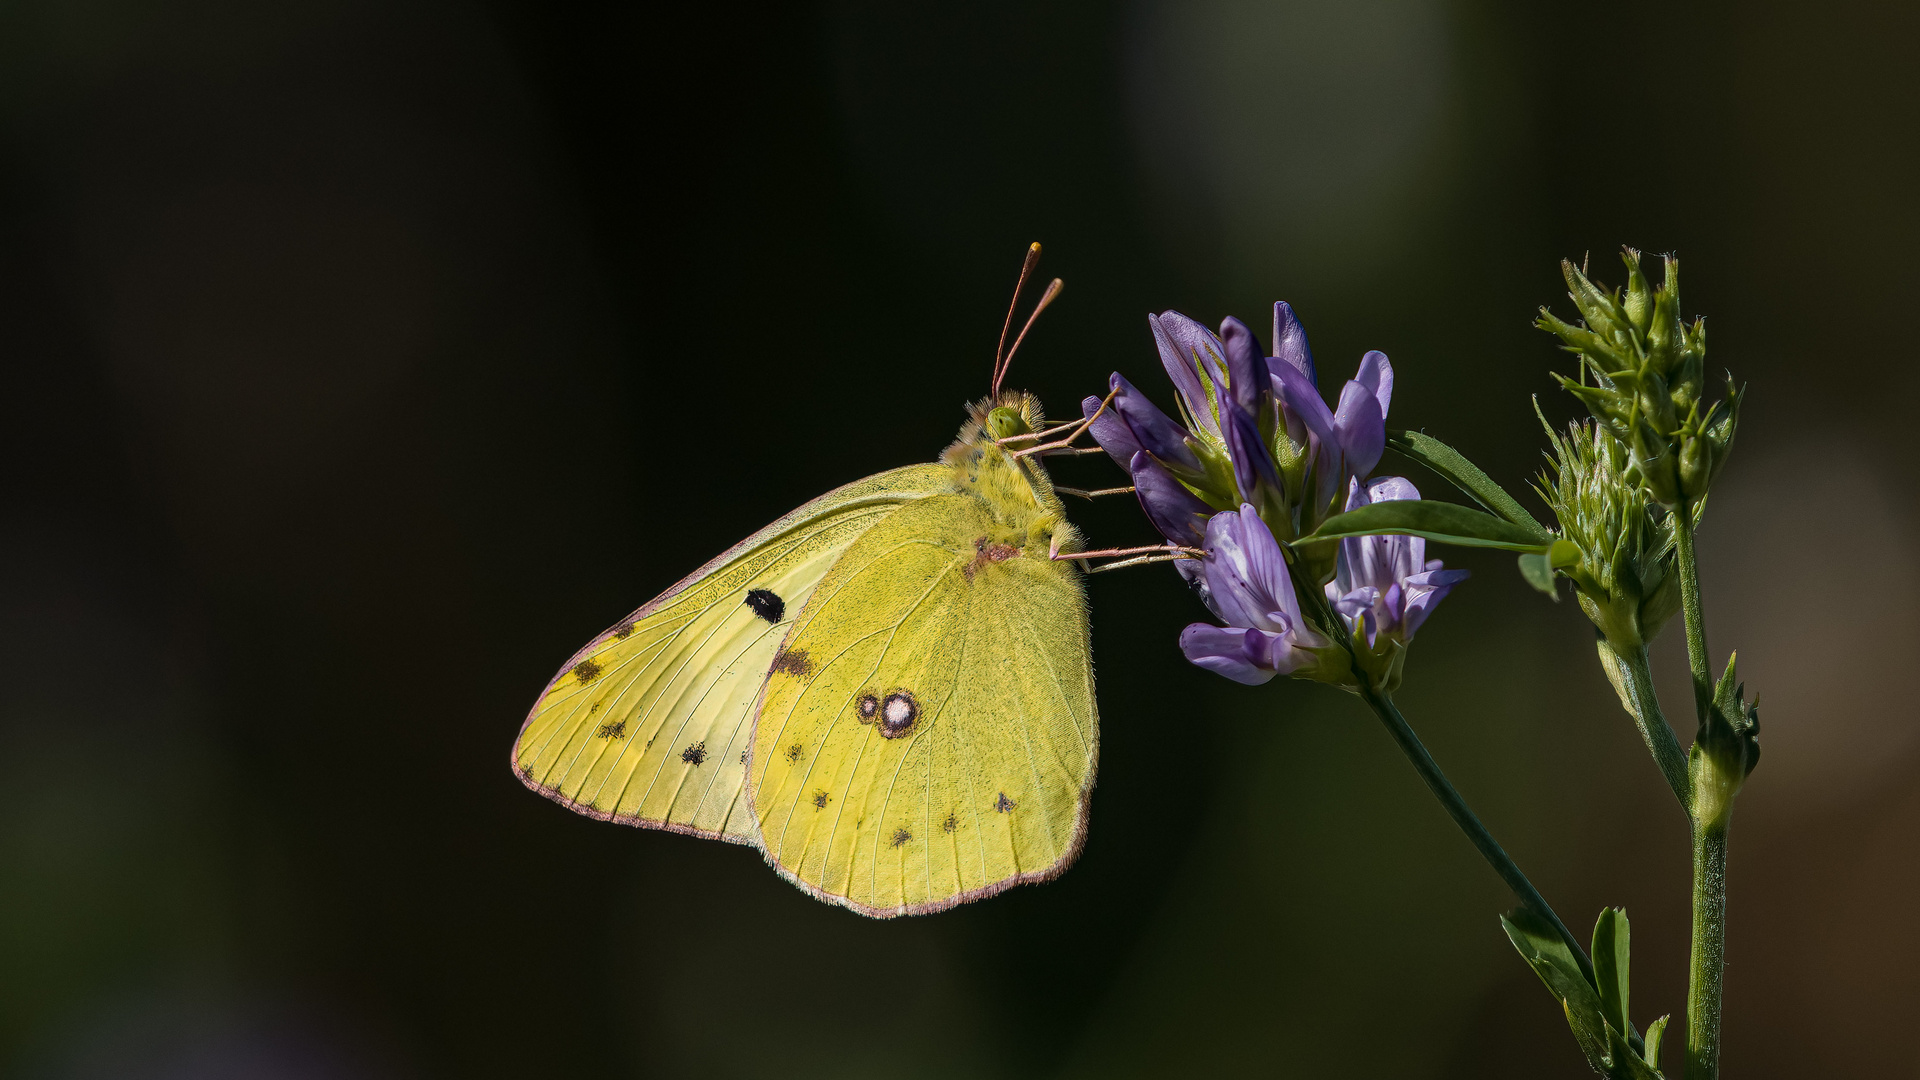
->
1085, 304, 1466, 690
1538, 250, 1739, 506
1535, 417, 1683, 652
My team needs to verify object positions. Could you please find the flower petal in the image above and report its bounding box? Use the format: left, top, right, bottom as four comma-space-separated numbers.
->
1149, 311, 1227, 438
1111, 373, 1203, 473
1353, 349, 1393, 417
1129, 452, 1213, 546
1365, 475, 1419, 503
1225, 399, 1283, 507
1271, 358, 1336, 448
1271, 301, 1317, 386
1201, 504, 1298, 634
1332, 378, 1386, 480
1178, 624, 1279, 685
1083, 392, 1141, 470
1400, 567, 1470, 636
1220, 316, 1271, 418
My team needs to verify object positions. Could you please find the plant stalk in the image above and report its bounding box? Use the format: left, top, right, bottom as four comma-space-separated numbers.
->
1672, 504, 1713, 727
1359, 684, 1596, 988
1686, 808, 1729, 1080
1605, 641, 1692, 814
1674, 500, 1729, 1080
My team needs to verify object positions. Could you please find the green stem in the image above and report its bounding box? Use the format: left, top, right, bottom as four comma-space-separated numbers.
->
1674, 499, 1729, 1080
1358, 684, 1596, 988
1672, 504, 1713, 727
1606, 641, 1692, 814
1686, 809, 1729, 1080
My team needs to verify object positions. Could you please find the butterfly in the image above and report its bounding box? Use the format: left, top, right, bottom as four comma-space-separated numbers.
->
511, 245, 1107, 917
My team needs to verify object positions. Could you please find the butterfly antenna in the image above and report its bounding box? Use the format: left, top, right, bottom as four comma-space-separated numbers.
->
991, 242, 1043, 399
995, 277, 1064, 400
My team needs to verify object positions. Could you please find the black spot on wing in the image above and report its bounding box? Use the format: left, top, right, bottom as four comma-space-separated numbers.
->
811, 790, 830, 809
744, 588, 785, 623
681, 741, 708, 765
784, 743, 803, 764
890, 828, 912, 848
942, 812, 958, 833
595, 720, 626, 739
994, 793, 1016, 813
572, 659, 602, 684
611, 621, 635, 640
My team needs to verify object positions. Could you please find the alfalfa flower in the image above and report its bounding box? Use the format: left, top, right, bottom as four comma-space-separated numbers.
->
1177, 504, 1346, 686
1325, 477, 1470, 693
1083, 302, 1396, 571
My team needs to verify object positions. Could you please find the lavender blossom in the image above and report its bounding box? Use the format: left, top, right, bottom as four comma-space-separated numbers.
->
1082, 302, 1399, 567
1325, 477, 1470, 691
1177, 505, 1338, 686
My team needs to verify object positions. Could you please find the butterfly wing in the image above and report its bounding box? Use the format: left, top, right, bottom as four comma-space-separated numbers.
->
747, 493, 1097, 915
513, 464, 955, 845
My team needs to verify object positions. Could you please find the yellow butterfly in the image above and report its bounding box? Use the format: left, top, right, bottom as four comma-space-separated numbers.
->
512, 245, 1103, 917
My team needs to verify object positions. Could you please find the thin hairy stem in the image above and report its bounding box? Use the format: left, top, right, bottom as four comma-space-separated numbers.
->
1605, 641, 1692, 813
1673, 504, 1713, 727
1359, 685, 1597, 989
1686, 814, 1728, 1080
1674, 497, 1729, 1080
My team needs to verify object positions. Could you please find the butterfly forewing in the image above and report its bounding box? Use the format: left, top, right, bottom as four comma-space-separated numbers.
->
748, 494, 1097, 915
513, 465, 954, 844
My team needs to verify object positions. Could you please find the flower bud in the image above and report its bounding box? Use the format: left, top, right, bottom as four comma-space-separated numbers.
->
1692, 653, 1761, 826
1534, 417, 1683, 651
1537, 249, 1738, 508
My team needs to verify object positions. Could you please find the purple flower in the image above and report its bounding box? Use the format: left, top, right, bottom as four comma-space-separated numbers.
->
1325, 477, 1470, 647
1177, 505, 1332, 685
1271, 301, 1316, 384
1129, 452, 1212, 547
1270, 345, 1394, 521
1082, 373, 1202, 478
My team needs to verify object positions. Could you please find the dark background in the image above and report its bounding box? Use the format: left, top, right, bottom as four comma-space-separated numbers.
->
2, 1, 1915, 1076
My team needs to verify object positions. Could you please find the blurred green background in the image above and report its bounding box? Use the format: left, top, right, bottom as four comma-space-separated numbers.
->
1, 0, 1914, 1076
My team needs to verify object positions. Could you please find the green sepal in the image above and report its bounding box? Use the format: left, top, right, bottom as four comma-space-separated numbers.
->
1385, 430, 1550, 538
1592, 907, 1631, 1039
1300, 500, 1554, 553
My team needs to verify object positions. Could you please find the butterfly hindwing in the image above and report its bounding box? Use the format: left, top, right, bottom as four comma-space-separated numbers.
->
748, 493, 1097, 915
513, 464, 954, 845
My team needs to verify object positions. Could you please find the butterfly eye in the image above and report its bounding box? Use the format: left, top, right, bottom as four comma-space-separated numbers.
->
985, 406, 1031, 440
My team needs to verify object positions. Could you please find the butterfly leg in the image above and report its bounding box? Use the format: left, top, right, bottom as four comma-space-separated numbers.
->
1047, 542, 1206, 572
1003, 386, 1120, 461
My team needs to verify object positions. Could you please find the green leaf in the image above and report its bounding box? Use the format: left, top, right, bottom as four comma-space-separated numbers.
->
1606, 1028, 1667, 1080
1592, 908, 1631, 1040
1302, 499, 1555, 552
1643, 1015, 1669, 1073
1501, 908, 1613, 1071
1386, 430, 1551, 539
1506, 907, 1669, 1080
1517, 552, 1558, 596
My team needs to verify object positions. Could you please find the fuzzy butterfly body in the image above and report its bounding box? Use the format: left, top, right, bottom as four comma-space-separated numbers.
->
512, 391, 1098, 917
